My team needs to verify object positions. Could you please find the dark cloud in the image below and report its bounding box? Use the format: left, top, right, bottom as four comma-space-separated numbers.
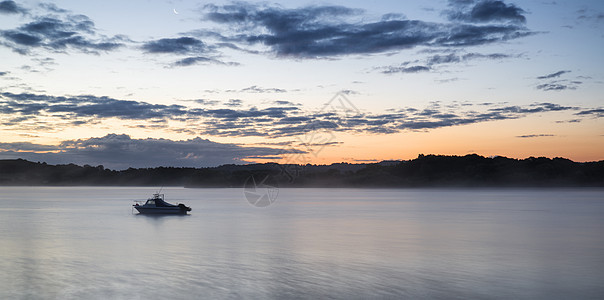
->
378, 51, 512, 74
487, 102, 572, 113
171, 56, 238, 67
141, 37, 241, 67
339, 89, 359, 95
253, 141, 295, 146
449, 0, 476, 6
536, 83, 575, 91
276, 116, 313, 124
0, 1, 533, 63
38, 3, 69, 13
238, 86, 287, 93
0, 134, 303, 169
0, 0, 26, 14
200, 2, 532, 59
1, 91, 589, 138
0, 92, 190, 120
436, 77, 461, 83
0, 71, 8, 76
273, 100, 300, 106
555, 119, 581, 124
225, 99, 243, 107
203, 106, 298, 120
537, 70, 571, 79
0, 13, 123, 54
190, 99, 220, 106
381, 65, 430, 74
223, 86, 288, 93
434, 23, 531, 46
345, 102, 575, 134
516, 134, 555, 138
447, 0, 526, 23
575, 108, 604, 117
576, 9, 604, 24
534, 70, 584, 91
427, 53, 461, 64
142, 37, 206, 54
461, 52, 510, 60
0, 141, 57, 151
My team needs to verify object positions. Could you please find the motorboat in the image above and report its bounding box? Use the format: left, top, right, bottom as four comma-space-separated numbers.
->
133, 193, 191, 214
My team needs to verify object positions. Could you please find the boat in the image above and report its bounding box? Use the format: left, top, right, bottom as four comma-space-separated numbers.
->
133, 193, 191, 215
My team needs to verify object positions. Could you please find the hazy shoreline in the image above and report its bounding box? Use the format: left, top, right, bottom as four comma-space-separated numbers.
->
2, 154, 603, 187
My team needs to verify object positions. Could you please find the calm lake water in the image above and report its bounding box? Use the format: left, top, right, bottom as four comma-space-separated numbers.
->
1, 187, 603, 299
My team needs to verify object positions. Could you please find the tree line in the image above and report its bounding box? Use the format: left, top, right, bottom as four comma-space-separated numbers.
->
1, 154, 602, 187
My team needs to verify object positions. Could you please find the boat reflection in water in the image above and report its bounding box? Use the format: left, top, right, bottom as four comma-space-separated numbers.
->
133, 193, 191, 215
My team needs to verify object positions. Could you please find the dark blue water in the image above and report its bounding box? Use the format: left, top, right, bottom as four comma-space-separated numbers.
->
1, 187, 603, 299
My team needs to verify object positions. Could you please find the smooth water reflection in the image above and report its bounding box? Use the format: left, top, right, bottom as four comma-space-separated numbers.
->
1, 187, 603, 299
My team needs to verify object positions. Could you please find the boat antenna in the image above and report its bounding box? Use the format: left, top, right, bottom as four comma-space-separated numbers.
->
157, 185, 163, 194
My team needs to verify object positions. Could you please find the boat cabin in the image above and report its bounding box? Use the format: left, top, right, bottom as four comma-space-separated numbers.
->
144, 194, 178, 207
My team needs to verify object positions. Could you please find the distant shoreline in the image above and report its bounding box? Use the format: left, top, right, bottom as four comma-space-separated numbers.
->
1, 155, 603, 187
1, 186, 603, 191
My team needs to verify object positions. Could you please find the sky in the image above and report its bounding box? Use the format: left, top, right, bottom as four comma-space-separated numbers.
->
0, 0, 603, 169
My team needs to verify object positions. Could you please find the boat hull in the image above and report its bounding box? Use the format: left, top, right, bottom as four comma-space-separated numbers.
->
133, 193, 192, 215
134, 206, 189, 215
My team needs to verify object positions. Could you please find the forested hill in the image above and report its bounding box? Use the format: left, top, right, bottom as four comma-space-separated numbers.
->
1, 155, 603, 187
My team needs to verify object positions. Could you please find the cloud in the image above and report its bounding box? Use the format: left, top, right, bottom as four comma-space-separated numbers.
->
377, 51, 512, 74
273, 100, 300, 106
0, 9, 124, 54
0, 71, 8, 76
38, 3, 68, 13
1, 1, 533, 63
141, 37, 240, 67
239, 85, 287, 93
516, 134, 555, 138
225, 99, 243, 107
461, 52, 511, 60
537, 70, 571, 79
576, 9, 604, 25
203, 106, 298, 120
1, 91, 588, 139
339, 89, 359, 95
0, 141, 58, 151
381, 65, 430, 74
555, 119, 581, 124
536, 83, 576, 91
200, 2, 532, 59
190, 99, 220, 106
534, 70, 584, 91
171, 56, 238, 67
0, 134, 303, 169
427, 53, 461, 64
575, 108, 604, 118
142, 37, 206, 54
0, 91, 304, 134
447, 0, 527, 24
0, 92, 190, 120
0, 0, 26, 14
341, 102, 575, 134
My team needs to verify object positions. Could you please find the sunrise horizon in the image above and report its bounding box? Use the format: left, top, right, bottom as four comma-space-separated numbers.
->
1, 0, 602, 170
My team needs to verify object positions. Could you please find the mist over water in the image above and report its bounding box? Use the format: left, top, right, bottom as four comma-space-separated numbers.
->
1, 187, 603, 299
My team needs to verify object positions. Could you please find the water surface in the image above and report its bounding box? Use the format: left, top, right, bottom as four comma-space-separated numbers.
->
1, 187, 603, 299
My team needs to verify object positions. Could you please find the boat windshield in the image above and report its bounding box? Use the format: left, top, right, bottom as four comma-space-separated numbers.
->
146, 200, 155, 205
